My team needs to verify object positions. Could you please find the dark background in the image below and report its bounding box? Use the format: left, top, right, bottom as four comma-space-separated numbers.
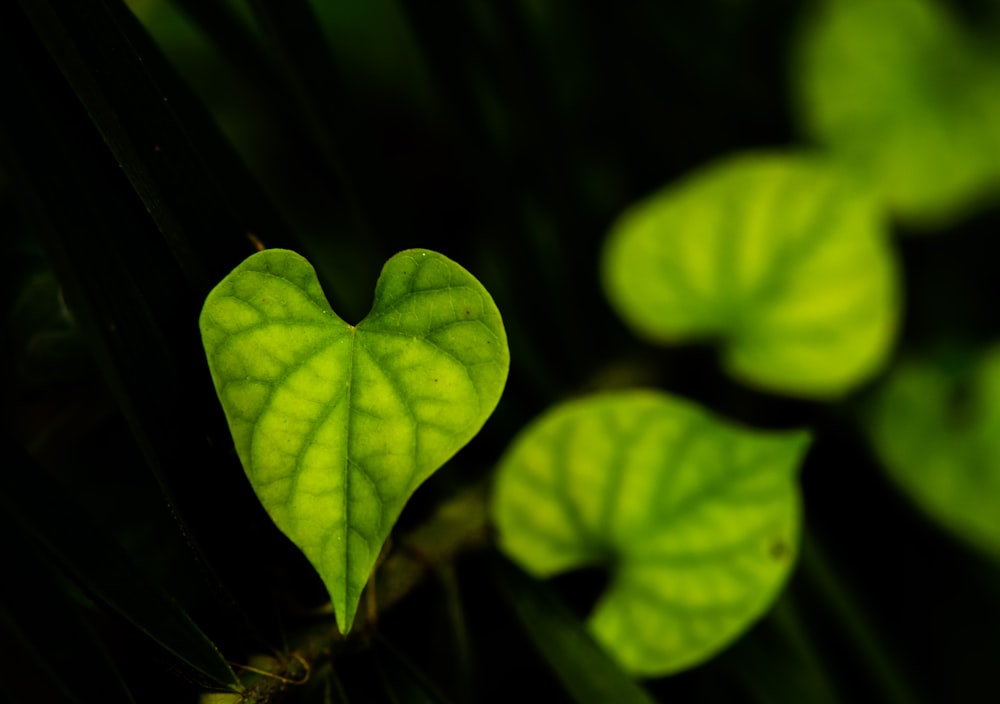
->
2, 0, 999, 701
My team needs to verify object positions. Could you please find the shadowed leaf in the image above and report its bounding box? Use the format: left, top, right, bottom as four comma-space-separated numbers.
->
867, 346, 1000, 560
793, 0, 1000, 229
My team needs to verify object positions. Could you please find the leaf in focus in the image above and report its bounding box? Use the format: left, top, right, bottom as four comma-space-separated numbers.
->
601, 151, 899, 399
793, 0, 1000, 229
492, 390, 810, 677
200, 248, 509, 634
867, 347, 1000, 560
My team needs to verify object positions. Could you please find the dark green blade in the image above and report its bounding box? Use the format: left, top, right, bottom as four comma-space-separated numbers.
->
489, 555, 657, 704
0, 442, 241, 692
0, 0, 304, 652
14, 0, 295, 286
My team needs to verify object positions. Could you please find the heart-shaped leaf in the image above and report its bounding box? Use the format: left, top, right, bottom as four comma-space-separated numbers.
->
793, 0, 1000, 228
867, 346, 1000, 560
492, 390, 810, 677
200, 248, 509, 633
601, 151, 899, 399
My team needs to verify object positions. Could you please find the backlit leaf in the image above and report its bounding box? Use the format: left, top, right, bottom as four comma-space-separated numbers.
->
867, 347, 1000, 560
601, 151, 899, 398
793, 0, 1000, 228
200, 248, 509, 633
492, 390, 810, 676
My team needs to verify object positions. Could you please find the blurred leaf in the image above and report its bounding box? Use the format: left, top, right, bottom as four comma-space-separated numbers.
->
489, 555, 657, 704
200, 248, 510, 633
311, 0, 433, 111
867, 346, 1000, 560
793, 0, 1000, 229
601, 151, 899, 399
0, 442, 241, 692
492, 389, 810, 676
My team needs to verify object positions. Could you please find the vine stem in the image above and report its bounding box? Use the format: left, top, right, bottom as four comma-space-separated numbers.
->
228, 481, 491, 701
800, 531, 920, 704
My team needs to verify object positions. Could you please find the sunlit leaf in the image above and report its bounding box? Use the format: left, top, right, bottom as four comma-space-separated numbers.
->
601, 152, 899, 398
793, 0, 1000, 228
200, 248, 509, 633
492, 390, 810, 676
867, 347, 1000, 559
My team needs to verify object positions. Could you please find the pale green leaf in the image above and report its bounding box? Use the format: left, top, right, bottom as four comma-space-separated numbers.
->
492, 390, 810, 677
867, 347, 1000, 560
200, 248, 509, 633
793, 0, 1000, 228
601, 151, 899, 399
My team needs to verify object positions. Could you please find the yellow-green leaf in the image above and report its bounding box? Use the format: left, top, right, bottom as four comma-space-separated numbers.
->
793, 0, 1000, 228
867, 347, 1000, 560
200, 248, 509, 633
492, 390, 810, 677
601, 151, 899, 399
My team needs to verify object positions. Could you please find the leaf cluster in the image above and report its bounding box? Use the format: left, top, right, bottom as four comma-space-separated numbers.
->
3, 1, 1000, 703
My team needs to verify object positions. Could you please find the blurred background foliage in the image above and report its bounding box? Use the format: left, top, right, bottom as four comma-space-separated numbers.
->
3, 0, 1000, 702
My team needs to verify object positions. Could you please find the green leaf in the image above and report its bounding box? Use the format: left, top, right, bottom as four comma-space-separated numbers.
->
492, 390, 810, 677
200, 248, 509, 634
793, 0, 1000, 229
866, 347, 1000, 560
601, 151, 899, 399
489, 556, 658, 704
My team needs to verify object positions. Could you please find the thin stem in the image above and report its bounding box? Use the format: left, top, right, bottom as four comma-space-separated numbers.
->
801, 531, 920, 704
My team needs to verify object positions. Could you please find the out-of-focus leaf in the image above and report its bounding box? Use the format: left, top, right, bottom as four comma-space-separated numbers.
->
489, 555, 657, 704
200, 248, 510, 633
867, 346, 1000, 559
601, 151, 899, 398
493, 390, 809, 676
0, 442, 242, 692
311, 0, 433, 111
793, 0, 1000, 229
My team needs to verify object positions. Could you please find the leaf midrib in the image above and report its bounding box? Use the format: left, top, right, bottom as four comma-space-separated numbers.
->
342, 322, 358, 619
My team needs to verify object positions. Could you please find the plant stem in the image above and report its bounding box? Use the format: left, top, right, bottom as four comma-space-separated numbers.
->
800, 532, 920, 704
